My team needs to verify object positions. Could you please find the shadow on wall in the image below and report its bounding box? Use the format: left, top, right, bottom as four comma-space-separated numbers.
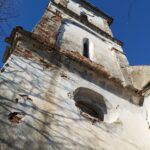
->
0, 56, 109, 150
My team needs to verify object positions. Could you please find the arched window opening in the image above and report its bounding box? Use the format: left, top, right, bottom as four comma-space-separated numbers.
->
74, 87, 107, 124
83, 38, 89, 58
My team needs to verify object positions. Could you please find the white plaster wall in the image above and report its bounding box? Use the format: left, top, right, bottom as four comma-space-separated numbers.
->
59, 22, 125, 80
49, 3, 123, 52
54, 0, 108, 33
0, 54, 150, 150
47, 4, 126, 80
143, 95, 150, 129
67, 0, 106, 31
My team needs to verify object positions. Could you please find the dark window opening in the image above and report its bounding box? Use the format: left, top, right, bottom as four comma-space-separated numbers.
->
76, 101, 104, 121
74, 87, 107, 124
83, 38, 89, 58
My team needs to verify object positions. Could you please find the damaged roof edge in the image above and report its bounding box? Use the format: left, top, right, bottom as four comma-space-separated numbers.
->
4, 27, 149, 106
51, 0, 113, 25
72, 0, 113, 25
60, 49, 145, 105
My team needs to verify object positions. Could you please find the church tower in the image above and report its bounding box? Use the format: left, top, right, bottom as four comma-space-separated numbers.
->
0, 0, 150, 149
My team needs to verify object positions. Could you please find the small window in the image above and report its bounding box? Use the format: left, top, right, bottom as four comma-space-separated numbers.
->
74, 87, 107, 124
83, 38, 89, 58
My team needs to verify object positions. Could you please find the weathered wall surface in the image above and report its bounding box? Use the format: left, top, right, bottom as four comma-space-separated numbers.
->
33, 1, 129, 85
58, 21, 125, 81
127, 66, 150, 90
0, 38, 150, 149
0, 0, 150, 150
58, 0, 113, 35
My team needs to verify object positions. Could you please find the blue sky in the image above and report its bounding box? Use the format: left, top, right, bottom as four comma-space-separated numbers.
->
0, 0, 150, 67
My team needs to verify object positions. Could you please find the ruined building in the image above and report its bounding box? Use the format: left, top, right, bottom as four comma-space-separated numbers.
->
0, 0, 150, 149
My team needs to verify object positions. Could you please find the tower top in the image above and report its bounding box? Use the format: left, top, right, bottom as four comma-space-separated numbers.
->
51, 0, 123, 45
65, 0, 113, 25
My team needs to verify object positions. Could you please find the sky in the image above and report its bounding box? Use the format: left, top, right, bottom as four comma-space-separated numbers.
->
0, 0, 150, 67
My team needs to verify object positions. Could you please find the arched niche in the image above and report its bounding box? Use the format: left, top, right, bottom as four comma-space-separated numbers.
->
73, 87, 107, 123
